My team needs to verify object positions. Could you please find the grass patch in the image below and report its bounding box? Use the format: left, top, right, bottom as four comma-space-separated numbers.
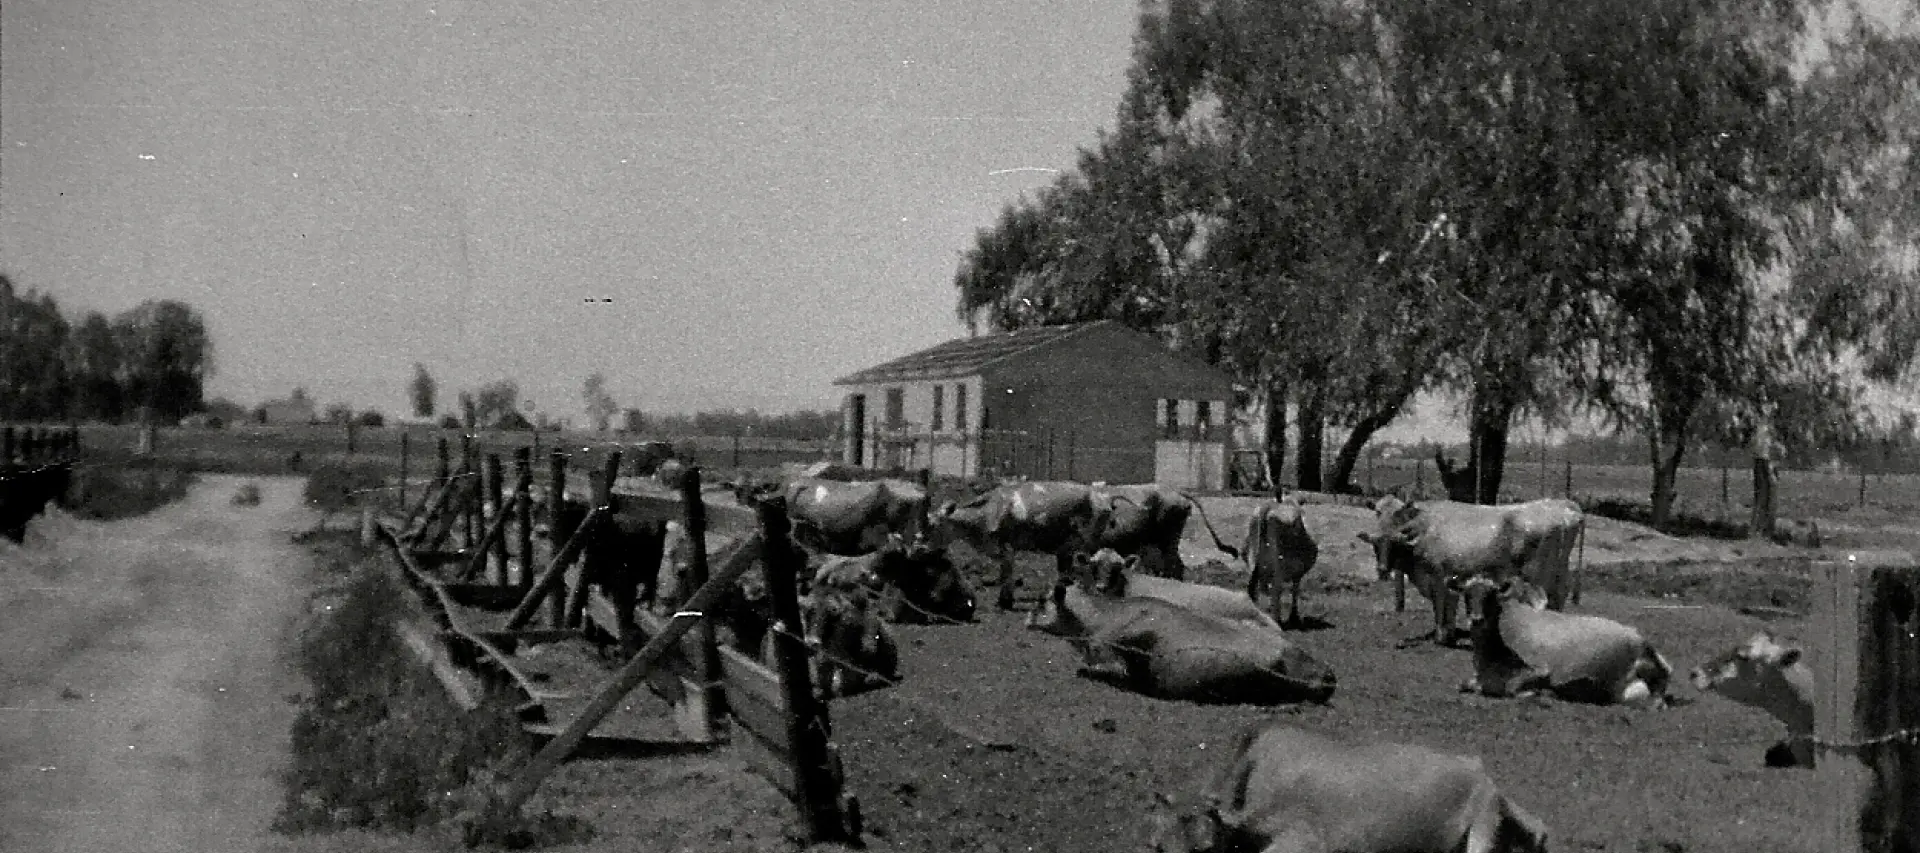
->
1582, 556, 1814, 617
67, 459, 196, 521
276, 539, 589, 847
302, 461, 396, 517
1578, 496, 1750, 541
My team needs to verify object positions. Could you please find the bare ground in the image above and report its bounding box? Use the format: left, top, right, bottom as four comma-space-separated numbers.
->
0, 475, 314, 853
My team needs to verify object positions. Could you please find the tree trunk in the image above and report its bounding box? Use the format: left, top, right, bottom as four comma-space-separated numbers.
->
1647, 423, 1688, 531
1297, 388, 1325, 493
1459, 395, 1516, 505
1327, 405, 1403, 495
1263, 378, 1288, 491
1750, 420, 1777, 539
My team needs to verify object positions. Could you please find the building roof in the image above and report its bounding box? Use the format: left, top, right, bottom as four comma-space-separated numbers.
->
833, 321, 1106, 385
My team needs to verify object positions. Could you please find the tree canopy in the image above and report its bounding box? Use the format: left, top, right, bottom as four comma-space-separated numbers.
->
952, 0, 1920, 524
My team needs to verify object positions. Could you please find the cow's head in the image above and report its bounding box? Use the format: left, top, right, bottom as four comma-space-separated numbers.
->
1070, 548, 1136, 596
1146, 792, 1234, 853
1446, 574, 1508, 627
1689, 631, 1807, 703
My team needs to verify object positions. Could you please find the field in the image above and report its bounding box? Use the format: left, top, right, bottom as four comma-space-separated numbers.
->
18, 427, 1915, 852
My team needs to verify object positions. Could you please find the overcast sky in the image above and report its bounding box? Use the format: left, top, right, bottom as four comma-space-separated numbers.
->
1, 0, 1158, 422
7, 1, 1906, 445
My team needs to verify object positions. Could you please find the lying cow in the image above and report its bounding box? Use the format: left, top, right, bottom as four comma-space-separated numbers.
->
787, 476, 930, 556
1362, 496, 1584, 646
1450, 575, 1672, 708
1241, 498, 1318, 627
1148, 722, 1550, 853
1689, 631, 1815, 768
811, 534, 977, 624
939, 480, 1237, 611
1075, 548, 1280, 630
1024, 574, 1336, 705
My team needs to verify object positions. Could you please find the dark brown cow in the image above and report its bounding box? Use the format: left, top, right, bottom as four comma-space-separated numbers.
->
786, 477, 930, 556
1084, 483, 1239, 580
1241, 499, 1318, 627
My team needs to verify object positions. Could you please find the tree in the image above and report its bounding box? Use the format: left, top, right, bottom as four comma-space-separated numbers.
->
458, 391, 477, 430
582, 372, 618, 432
323, 402, 353, 425
0, 276, 73, 421
112, 299, 212, 424
68, 311, 124, 422
354, 410, 385, 427
409, 363, 436, 419
472, 379, 518, 426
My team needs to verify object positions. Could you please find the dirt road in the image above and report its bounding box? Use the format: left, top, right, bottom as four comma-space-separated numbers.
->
0, 475, 316, 853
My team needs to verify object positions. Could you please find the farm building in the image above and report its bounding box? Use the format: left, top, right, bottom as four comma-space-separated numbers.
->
253, 394, 317, 425
832, 320, 1235, 488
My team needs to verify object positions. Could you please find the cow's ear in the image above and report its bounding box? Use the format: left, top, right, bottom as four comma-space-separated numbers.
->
1123, 554, 1143, 573
1776, 647, 1803, 667
1072, 551, 1092, 569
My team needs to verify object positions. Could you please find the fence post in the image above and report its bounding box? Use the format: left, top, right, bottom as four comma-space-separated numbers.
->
436, 435, 451, 490
460, 433, 477, 549
547, 449, 568, 627
732, 431, 742, 469
1815, 553, 1920, 850
347, 419, 358, 455
1415, 458, 1424, 496
515, 447, 534, 593
1563, 458, 1573, 499
756, 496, 856, 844
487, 453, 507, 586
1721, 462, 1731, 518
676, 466, 722, 739
399, 432, 411, 517
1859, 469, 1868, 510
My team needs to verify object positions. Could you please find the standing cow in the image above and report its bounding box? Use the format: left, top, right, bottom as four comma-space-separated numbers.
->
1361, 496, 1585, 646
938, 480, 1238, 611
786, 477, 930, 556
1241, 498, 1318, 628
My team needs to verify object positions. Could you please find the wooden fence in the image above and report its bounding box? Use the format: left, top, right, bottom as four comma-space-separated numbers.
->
0, 426, 81, 542
373, 436, 859, 845
1816, 552, 1920, 851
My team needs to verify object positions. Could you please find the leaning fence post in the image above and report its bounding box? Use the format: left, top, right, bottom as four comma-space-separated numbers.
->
1815, 552, 1920, 850
460, 433, 477, 549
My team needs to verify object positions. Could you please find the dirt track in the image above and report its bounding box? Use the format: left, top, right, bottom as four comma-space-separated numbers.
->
0, 475, 314, 853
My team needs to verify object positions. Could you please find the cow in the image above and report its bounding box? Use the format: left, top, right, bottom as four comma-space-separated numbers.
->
1689, 631, 1815, 768
759, 589, 903, 700
938, 480, 1238, 611
784, 476, 930, 556
1084, 483, 1240, 580
1361, 496, 1585, 646
1241, 498, 1318, 627
811, 533, 977, 624
1074, 549, 1280, 630
1147, 721, 1550, 853
1449, 575, 1672, 708
1024, 573, 1336, 705
546, 497, 668, 615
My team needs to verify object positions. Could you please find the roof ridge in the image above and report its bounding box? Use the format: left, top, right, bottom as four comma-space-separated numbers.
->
832, 320, 1104, 385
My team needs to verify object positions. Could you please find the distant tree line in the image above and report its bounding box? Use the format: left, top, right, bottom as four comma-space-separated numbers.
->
0, 274, 213, 424
637, 408, 838, 441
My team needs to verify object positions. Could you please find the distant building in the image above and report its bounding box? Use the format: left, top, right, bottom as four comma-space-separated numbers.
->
832, 320, 1235, 488
254, 395, 317, 426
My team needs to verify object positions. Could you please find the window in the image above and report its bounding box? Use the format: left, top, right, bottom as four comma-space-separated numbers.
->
885, 387, 905, 429
931, 385, 945, 432
1196, 400, 1212, 440
954, 384, 968, 433
1162, 398, 1181, 439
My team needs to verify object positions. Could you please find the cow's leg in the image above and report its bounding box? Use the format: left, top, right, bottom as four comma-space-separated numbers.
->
1245, 561, 1263, 604
994, 546, 1020, 611
1288, 580, 1303, 627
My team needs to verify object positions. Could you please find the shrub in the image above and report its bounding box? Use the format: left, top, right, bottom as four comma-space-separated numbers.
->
354, 410, 386, 427
302, 462, 392, 516
275, 551, 535, 836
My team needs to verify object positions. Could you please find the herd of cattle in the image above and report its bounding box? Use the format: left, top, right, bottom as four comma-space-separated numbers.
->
539, 472, 1818, 852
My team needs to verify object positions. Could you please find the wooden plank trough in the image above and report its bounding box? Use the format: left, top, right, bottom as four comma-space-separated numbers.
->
368, 436, 860, 845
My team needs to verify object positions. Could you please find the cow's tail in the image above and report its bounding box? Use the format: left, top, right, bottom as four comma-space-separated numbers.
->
1182, 491, 1240, 560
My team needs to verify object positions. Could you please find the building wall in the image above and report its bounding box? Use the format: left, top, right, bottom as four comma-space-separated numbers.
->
839, 376, 982, 476
977, 323, 1233, 485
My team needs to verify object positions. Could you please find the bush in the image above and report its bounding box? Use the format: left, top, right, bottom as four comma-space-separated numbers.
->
439, 415, 462, 430
68, 462, 196, 521
275, 549, 535, 836
354, 410, 386, 427
302, 462, 392, 515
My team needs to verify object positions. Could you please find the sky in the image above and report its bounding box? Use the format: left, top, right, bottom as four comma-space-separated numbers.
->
5, 1, 1908, 447
1, 0, 1162, 422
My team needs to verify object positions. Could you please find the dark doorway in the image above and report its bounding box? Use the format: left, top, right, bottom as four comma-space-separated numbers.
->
849, 394, 867, 466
